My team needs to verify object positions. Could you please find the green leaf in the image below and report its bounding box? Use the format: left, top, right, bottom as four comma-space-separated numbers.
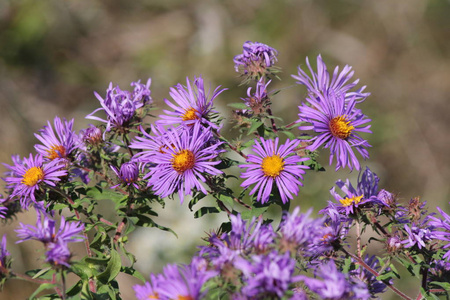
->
280, 130, 296, 140
194, 206, 220, 218
71, 261, 95, 281
29, 283, 57, 299
240, 206, 268, 220
121, 267, 146, 282
86, 185, 127, 203
97, 250, 122, 284
227, 102, 249, 110
66, 280, 83, 297
429, 280, 450, 290
247, 120, 263, 136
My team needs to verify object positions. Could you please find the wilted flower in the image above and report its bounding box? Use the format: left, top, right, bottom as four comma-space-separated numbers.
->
239, 137, 309, 204
298, 92, 371, 171
80, 124, 103, 147
0, 235, 10, 275
241, 78, 271, 114
86, 78, 152, 133
234, 41, 278, 78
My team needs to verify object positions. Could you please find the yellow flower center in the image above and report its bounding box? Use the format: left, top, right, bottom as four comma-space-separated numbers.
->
148, 293, 159, 299
329, 116, 354, 139
322, 233, 332, 241
21, 167, 45, 186
172, 149, 195, 173
339, 195, 363, 207
181, 107, 199, 121
46, 145, 66, 160
261, 155, 285, 178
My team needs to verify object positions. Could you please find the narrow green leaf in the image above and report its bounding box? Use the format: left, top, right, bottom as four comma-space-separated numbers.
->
97, 250, 122, 284
29, 283, 57, 299
227, 102, 249, 110
194, 206, 220, 218
247, 121, 263, 136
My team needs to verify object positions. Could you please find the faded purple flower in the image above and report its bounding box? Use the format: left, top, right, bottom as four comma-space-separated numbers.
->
240, 137, 309, 204
157, 76, 226, 129
0, 235, 10, 273
235, 251, 299, 298
80, 124, 103, 147
86, 78, 152, 133
34, 117, 78, 161
292, 54, 370, 103
3, 154, 67, 208
241, 78, 271, 114
402, 223, 434, 250
144, 123, 223, 204
298, 92, 371, 171
234, 41, 278, 76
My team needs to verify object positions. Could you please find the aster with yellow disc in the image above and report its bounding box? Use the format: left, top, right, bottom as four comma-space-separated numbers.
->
239, 137, 309, 204
3, 153, 67, 209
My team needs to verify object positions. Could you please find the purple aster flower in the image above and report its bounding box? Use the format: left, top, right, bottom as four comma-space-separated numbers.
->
157, 76, 226, 129
111, 161, 139, 189
16, 212, 84, 245
80, 124, 103, 147
299, 260, 355, 299
86, 78, 152, 133
153, 260, 217, 300
350, 255, 388, 297
292, 54, 370, 103
386, 235, 403, 254
133, 276, 160, 300
402, 223, 434, 250
322, 167, 381, 216
0, 235, 10, 275
3, 154, 67, 208
429, 205, 450, 260
144, 123, 223, 204
34, 117, 78, 161
239, 137, 309, 204
200, 214, 273, 272
16, 212, 84, 267
279, 207, 328, 254
235, 251, 300, 298
298, 92, 371, 171
241, 77, 271, 115
234, 41, 278, 76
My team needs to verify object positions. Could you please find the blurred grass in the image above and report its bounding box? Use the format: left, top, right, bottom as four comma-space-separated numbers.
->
1, 0, 450, 298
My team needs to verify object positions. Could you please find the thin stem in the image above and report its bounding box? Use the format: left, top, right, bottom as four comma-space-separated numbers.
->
212, 129, 248, 160
61, 269, 66, 300
266, 106, 278, 134
343, 249, 413, 300
356, 221, 362, 258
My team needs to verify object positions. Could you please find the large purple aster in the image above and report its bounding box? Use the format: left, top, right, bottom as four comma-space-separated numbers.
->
157, 76, 226, 129
34, 117, 78, 162
292, 54, 370, 103
429, 205, 450, 260
144, 123, 223, 203
3, 154, 67, 208
298, 92, 371, 171
239, 137, 309, 204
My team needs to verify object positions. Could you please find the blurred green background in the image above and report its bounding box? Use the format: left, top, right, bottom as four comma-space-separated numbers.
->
1, 0, 450, 298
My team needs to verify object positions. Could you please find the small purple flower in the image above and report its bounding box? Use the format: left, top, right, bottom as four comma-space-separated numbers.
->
80, 124, 103, 147
234, 41, 278, 76
144, 124, 223, 204
3, 154, 67, 208
240, 137, 309, 204
235, 251, 299, 298
350, 255, 388, 297
16, 212, 84, 267
34, 117, 78, 161
157, 76, 226, 129
0, 235, 10, 274
111, 161, 139, 188
299, 260, 355, 299
152, 261, 217, 300
279, 207, 328, 254
86, 78, 152, 133
292, 54, 370, 103
322, 167, 381, 216
402, 223, 434, 250
298, 92, 371, 171
429, 205, 450, 260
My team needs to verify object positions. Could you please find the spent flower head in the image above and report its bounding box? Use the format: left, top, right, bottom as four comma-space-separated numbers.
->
234, 41, 278, 80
